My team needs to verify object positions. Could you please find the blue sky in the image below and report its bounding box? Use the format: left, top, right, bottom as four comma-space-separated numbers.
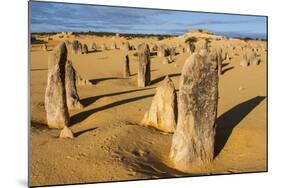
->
30, 1, 267, 39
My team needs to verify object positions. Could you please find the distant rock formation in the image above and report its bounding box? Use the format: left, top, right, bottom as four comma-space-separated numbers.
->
71, 40, 82, 54
123, 55, 131, 78
121, 41, 131, 51
137, 43, 151, 87
240, 50, 250, 67
157, 44, 169, 57
41, 44, 47, 51
100, 43, 108, 51
82, 44, 88, 54
91, 42, 97, 51
249, 49, 260, 65
111, 42, 118, 49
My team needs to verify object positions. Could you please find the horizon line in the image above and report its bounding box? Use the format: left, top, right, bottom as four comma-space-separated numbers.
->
30, 30, 268, 40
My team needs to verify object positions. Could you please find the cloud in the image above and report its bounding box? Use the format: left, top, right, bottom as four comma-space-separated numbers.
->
30, 2, 178, 33
182, 18, 264, 27
30, 2, 173, 27
30, 1, 266, 38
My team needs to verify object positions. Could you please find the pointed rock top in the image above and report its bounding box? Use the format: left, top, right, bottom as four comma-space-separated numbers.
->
164, 75, 172, 83
49, 42, 67, 67
66, 59, 72, 65
59, 126, 74, 139
160, 75, 176, 91
56, 42, 67, 54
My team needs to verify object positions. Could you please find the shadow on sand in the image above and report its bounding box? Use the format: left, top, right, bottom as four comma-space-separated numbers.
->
150, 51, 158, 56
71, 93, 154, 126
221, 66, 234, 75
89, 77, 127, 85
30, 121, 48, 131
130, 69, 159, 77
31, 40, 47, 45
221, 62, 230, 68
150, 73, 181, 85
221, 62, 235, 75
81, 87, 155, 107
86, 49, 103, 54
30, 68, 48, 71
74, 127, 98, 137
214, 96, 266, 157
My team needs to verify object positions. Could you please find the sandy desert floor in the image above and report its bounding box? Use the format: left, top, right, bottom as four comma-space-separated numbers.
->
30, 32, 267, 186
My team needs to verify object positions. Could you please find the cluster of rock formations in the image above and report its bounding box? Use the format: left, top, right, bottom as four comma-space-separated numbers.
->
70, 40, 91, 54
45, 41, 89, 138
240, 48, 260, 66
120, 41, 131, 51
139, 39, 220, 171
40, 32, 264, 74
41, 32, 265, 172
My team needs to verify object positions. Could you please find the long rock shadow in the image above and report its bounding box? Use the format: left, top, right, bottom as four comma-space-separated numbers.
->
30, 121, 48, 131
214, 96, 266, 157
30, 68, 48, 71
87, 49, 103, 54
31, 40, 46, 44
81, 87, 155, 107
71, 93, 154, 126
130, 69, 159, 77
90, 77, 126, 85
221, 63, 230, 68
151, 73, 181, 85
222, 66, 234, 75
150, 51, 158, 56
74, 127, 98, 137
